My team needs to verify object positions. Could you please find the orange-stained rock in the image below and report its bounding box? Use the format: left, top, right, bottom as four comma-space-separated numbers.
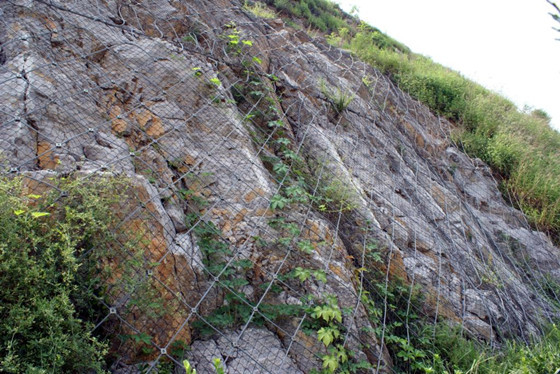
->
388, 248, 408, 282
37, 141, 58, 170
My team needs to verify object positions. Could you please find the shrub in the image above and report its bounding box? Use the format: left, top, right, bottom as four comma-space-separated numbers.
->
0, 175, 127, 373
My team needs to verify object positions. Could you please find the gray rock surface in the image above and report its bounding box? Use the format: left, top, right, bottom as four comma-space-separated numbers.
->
1, 0, 559, 372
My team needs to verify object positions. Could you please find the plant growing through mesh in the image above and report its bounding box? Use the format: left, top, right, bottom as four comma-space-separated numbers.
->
319, 79, 354, 114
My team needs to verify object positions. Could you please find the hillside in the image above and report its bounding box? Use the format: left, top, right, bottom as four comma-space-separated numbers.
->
1, 0, 560, 373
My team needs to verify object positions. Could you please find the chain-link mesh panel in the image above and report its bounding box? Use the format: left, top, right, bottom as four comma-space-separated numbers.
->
1, 0, 560, 373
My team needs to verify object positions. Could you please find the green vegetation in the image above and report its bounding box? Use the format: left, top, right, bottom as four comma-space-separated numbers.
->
348, 18, 560, 239
319, 79, 355, 114
268, 0, 350, 33
0, 176, 122, 373
271, 0, 560, 241
358, 245, 560, 373
244, 1, 277, 19
182, 358, 225, 374
430, 323, 560, 373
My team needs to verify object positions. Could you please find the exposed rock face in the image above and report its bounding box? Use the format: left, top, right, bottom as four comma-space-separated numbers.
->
1, 0, 559, 372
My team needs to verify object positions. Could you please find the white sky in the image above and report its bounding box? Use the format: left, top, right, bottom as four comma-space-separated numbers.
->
334, 0, 560, 130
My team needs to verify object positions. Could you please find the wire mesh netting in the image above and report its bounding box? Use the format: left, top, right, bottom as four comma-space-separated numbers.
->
1, 0, 560, 373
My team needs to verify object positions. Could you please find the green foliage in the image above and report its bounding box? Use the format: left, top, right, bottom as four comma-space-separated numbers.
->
184, 359, 197, 374
311, 298, 342, 324
358, 268, 560, 373
0, 176, 125, 373
244, 1, 277, 19
209, 77, 222, 87
270, 0, 350, 33
270, 193, 289, 210
284, 0, 560, 238
319, 79, 354, 114
213, 358, 225, 374
185, 194, 302, 337
292, 267, 327, 283
182, 358, 225, 374
325, 9, 560, 240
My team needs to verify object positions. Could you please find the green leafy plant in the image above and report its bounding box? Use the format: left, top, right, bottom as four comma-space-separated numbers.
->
213, 358, 225, 374
183, 359, 197, 374
270, 194, 289, 210
319, 79, 354, 114
209, 77, 222, 87
0, 176, 132, 373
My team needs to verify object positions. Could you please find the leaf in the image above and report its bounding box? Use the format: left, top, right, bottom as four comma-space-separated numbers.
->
273, 162, 289, 176
270, 194, 288, 210
252, 56, 262, 64
209, 77, 222, 86
297, 240, 314, 254
183, 359, 197, 374
13, 209, 26, 216
294, 267, 311, 282
267, 120, 284, 128
31, 212, 50, 218
313, 270, 327, 283
213, 358, 225, 374
317, 326, 340, 347
275, 137, 291, 146
27, 194, 42, 199
192, 67, 203, 77
242, 40, 253, 46
322, 353, 339, 373
335, 345, 348, 363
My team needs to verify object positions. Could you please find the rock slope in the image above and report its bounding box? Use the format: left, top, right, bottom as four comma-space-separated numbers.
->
1, 0, 559, 372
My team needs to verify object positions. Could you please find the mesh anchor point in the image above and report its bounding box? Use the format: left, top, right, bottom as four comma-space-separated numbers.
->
146, 269, 153, 276
109, 307, 117, 314
9, 167, 18, 173
88, 128, 95, 133
160, 348, 167, 355
55, 142, 63, 148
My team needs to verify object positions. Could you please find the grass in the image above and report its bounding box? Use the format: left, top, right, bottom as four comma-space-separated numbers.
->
348, 22, 560, 239
270, 0, 560, 241
243, 1, 277, 19
432, 323, 560, 373
319, 79, 354, 113
269, 0, 350, 33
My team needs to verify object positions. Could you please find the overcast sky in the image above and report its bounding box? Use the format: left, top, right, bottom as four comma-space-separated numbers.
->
334, 0, 560, 130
